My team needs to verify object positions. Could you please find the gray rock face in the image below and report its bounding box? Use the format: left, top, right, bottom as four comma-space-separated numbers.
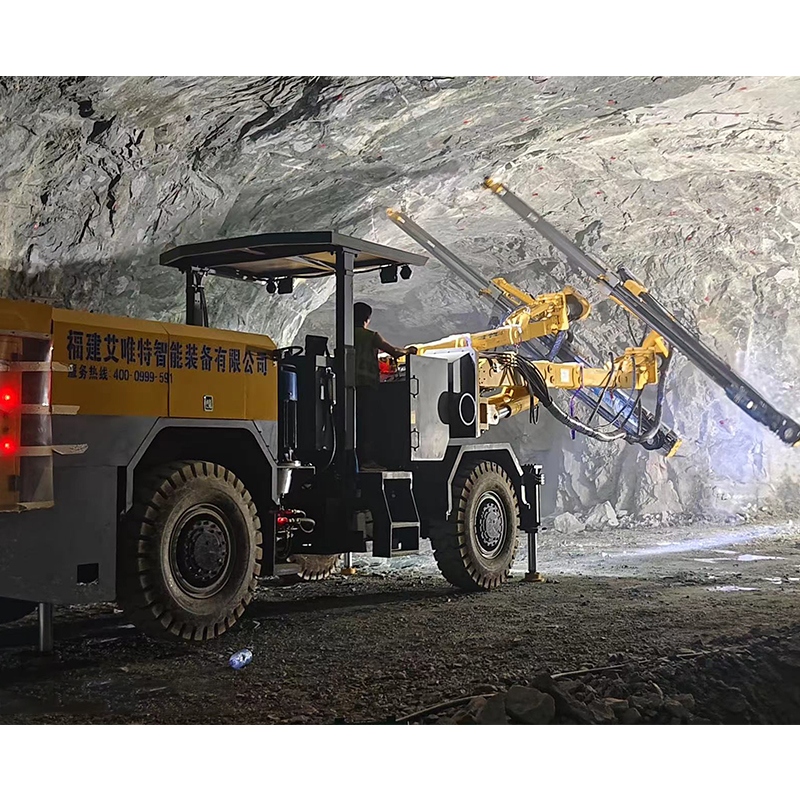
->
1, 76, 799, 523
552, 511, 587, 536
585, 501, 619, 530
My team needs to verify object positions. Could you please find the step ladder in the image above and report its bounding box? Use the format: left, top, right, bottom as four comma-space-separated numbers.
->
358, 470, 420, 557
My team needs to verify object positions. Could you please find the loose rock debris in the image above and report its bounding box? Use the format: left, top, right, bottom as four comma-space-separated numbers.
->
3, 553, 800, 724
400, 632, 800, 724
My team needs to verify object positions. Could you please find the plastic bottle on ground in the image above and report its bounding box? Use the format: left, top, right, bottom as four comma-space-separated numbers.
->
229, 649, 253, 670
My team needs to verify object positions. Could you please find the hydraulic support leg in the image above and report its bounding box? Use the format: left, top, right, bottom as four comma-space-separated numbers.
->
37, 602, 53, 654
524, 465, 544, 583
342, 552, 356, 575
524, 529, 543, 583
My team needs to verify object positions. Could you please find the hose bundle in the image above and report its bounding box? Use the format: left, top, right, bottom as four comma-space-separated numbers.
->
486, 350, 671, 445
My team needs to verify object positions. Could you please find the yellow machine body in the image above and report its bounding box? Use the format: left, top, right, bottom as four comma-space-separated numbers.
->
0, 298, 278, 422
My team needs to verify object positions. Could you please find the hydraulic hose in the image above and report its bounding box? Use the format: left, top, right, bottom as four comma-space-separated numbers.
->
319, 369, 337, 472
489, 350, 671, 445
634, 350, 672, 445
585, 351, 617, 427
545, 399, 630, 442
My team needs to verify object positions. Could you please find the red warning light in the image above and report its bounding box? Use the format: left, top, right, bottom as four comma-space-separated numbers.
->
277, 516, 289, 526
0, 387, 17, 413
0, 437, 17, 456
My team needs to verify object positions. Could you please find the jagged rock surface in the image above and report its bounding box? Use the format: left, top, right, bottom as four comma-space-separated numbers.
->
1, 76, 798, 522
551, 511, 586, 536
585, 501, 619, 530
429, 631, 800, 725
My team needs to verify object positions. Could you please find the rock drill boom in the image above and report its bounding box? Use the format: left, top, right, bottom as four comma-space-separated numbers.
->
483, 179, 800, 447
387, 208, 682, 456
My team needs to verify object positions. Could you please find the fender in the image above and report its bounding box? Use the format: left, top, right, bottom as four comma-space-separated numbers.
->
124, 417, 279, 510
444, 441, 529, 517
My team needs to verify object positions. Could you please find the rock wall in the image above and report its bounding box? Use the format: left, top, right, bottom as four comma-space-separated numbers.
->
2, 76, 799, 524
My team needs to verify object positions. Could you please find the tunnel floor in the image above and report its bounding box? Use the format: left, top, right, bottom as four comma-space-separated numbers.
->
1, 519, 799, 724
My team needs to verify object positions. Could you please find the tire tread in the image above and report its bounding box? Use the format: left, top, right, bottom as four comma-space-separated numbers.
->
118, 460, 262, 641
429, 460, 519, 592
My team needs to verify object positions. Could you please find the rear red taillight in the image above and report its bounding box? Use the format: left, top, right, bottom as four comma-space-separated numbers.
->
0, 332, 54, 511
0, 387, 18, 414
0, 379, 20, 459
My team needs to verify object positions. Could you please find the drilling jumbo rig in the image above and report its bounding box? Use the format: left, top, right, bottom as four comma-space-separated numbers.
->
0, 182, 797, 649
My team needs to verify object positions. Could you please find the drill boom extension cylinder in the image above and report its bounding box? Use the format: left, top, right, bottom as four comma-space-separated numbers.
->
415, 285, 588, 354
483, 179, 800, 447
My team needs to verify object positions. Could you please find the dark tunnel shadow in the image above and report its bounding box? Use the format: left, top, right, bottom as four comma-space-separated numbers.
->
0, 611, 143, 653
246, 586, 455, 618
0, 584, 458, 658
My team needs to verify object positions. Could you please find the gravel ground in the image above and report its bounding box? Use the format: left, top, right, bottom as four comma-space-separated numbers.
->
1, 519, 799, 724
428, 630, 800, 725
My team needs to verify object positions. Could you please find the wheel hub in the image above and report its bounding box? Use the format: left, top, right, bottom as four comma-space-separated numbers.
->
173, 507, 232, 596
475, 492, 507, 557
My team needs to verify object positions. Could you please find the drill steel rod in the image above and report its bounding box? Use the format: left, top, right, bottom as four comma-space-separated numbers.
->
387, 209, 680, 455
485, 181, 800, 447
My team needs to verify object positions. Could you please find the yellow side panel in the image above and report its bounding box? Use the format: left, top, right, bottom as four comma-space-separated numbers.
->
38, 304, 276, 421
0, 298, 54, 335
51, 309, 169, 416
163, 324, 277, 421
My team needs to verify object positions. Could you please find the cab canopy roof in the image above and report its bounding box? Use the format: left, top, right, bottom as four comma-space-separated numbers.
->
160, 231, 427, 282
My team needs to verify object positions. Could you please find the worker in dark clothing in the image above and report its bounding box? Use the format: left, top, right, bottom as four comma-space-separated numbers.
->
354, 301, 417, 469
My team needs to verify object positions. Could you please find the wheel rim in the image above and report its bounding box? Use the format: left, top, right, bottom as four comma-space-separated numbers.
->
170, 505, 234, 598
475, 491, 507, 557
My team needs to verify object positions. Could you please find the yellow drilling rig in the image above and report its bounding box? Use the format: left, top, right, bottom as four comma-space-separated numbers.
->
0, 180, 795, 649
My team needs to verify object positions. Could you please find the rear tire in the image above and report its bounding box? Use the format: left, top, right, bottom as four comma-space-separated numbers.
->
429, 460, 519, 591
0, 598, 36, 625
117, 461, 262, 641
286, 554, 341, 582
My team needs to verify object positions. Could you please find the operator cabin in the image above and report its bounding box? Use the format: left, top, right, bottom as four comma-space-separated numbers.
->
353, 301, 417, 470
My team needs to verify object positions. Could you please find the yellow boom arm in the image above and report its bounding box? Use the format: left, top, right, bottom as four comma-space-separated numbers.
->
403, 279, 670, 434
415, 281, 590, 355
477, 335, 668, 428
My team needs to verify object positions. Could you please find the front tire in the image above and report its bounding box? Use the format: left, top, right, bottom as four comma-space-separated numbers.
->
117, 461, 262, 641
430, 460, 519, 591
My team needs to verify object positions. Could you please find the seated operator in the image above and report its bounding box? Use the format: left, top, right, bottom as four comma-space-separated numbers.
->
354, 301, 417, 470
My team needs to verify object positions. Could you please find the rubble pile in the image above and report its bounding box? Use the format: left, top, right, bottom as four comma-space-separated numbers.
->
426, 630, 800, 724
